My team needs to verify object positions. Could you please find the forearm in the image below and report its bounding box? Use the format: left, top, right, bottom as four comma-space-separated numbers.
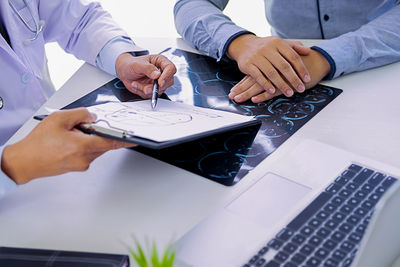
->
314, 5, 400, 78
174, 0, 249, 60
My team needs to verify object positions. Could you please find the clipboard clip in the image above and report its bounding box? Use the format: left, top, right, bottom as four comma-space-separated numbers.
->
80, 119, 135, 139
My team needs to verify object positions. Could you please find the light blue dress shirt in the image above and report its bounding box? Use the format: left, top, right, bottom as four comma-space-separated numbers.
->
0, 36, 147, 197
174, 0, 400, 79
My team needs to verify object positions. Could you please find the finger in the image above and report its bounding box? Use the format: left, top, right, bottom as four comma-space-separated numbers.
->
268, 53, 305, 94
130, 60, 161, 80
233, 81, 266, 103
292, 44, 311, 56
81, 134, 135, 153
229, 76, 257, 99
251, 90, 282, 103
128, 86, 149, 99
251, 58, 294, 97
246, 64, 278, 95
278, 45, 311, 84
157, 62, 177, 88
49, 108, 96, 130
159, 77, 174, 94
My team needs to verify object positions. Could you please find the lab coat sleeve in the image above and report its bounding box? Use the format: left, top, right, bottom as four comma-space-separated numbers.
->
314, 4, 400, 79
96, 36, 149, 77
0, 146, 17, 198
39, 0, 142, 66
174, 0, 251, 61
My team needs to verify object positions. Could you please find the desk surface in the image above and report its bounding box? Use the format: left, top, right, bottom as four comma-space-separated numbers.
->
1, 38, 400, 264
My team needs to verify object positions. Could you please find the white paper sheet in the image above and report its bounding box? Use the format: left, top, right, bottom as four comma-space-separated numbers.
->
86, 100, 254, 142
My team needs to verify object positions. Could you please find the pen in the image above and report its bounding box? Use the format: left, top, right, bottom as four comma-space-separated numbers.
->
151, 79, 159, 110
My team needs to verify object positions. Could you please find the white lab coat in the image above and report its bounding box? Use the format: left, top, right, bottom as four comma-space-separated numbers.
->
0, 0, 129, 145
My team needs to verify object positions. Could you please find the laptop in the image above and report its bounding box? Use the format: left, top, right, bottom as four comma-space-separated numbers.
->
175, 139, 400, 267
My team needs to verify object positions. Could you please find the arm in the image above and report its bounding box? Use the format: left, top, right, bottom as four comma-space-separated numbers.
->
0, 146, 17, 198
314, 4, 400, 79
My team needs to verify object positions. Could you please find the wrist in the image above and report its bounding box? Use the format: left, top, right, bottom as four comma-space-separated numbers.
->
1, 143, 30, 184
115, 52, 133, 79
227, 34, 258, 61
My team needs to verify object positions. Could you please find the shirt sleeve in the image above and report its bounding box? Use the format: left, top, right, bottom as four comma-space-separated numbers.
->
174, 0, 252, 61
313, 4, 400, 79
0, 146, 17, 198
95, 36, 149, 77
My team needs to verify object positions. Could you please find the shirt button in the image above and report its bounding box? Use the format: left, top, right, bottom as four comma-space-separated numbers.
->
324, 14, 330, 21
0, 96, 3, 109
21, 73, 32, 84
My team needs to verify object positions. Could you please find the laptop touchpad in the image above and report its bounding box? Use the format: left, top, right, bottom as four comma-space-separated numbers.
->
226, 173, 311, 229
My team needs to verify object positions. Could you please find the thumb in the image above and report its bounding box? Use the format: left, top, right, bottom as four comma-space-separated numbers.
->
136, 62, 161, 80
54, 108, 96, 130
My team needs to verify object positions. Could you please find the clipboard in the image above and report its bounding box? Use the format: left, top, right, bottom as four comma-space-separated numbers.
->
34, 102, 261, 150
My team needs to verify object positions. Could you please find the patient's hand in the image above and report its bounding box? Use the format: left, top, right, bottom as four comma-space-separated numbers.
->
228, 49, 331, 103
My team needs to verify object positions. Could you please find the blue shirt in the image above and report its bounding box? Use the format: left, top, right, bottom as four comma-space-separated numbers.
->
174, 0, 400, 79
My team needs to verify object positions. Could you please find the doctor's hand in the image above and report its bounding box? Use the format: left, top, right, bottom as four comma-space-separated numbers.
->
227, 34, 311, 98
116, 53, 177, 99
229, 49, 331, 103
1, 108, 134, 185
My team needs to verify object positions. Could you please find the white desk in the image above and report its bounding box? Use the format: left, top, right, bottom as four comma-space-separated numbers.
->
1, 38, 400, 264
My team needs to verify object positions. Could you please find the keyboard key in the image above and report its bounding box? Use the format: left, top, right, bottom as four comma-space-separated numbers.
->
361, 200, 374, 211
283, 262, 297, 267
354, 189, 369, 200
258, 246, 269, 256
300, 226, 314, 236
338, 189, 352, 199
300, 244, 315, 255
282, 243, 297, 254
326, 183, 342, 194
309, 218, 322, 228
315, 248, 329, 259
361, 183, 374, 193
268, 239, 283, 250
343, 257, 354, 267
324, 258, 339, 267
292, 234, 306, 245
249, 255, 259, 264
274, 251, 289, 263
325, 219, 339, 230
287, 192, 332, 230
264, 261, 280, 267
353, 168, 374, 184
367, 172, 385, 186
335, 175, 350, 185
339, 223, 353, 233
382, 176, 397, 188
316, 211, 329, 221
332, 249, 347, 261
369, 193, 380, 203
346, 183, 358, 192
339, 205, 354, 214
348, 164, 362, 173
316, 227, 331, 238
309, 235, 323, 247
255, 258, 266, 266
331, 196, 345, 206
332, 212, 346, 222
323, 203, 337, 213
340, 241, 355, 252
347, 215, 361, 225
354, 207, 368, 217
291, 253, 306, 264
306, 257, 321, 267
355, 224, 367, 235
277, 228, 294, 241
331, 231, 346, 243
347, 197, 361, 207
323, 239, 337, 250
348, 233, 362, 244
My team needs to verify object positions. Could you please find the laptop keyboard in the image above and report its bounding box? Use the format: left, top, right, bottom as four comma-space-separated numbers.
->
243, 164, 398, 267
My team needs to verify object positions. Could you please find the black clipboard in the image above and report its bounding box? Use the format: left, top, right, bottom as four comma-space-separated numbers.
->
34, 108, 261, 150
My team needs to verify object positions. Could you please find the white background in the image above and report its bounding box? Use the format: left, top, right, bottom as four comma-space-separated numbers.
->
45, 0, 270, 89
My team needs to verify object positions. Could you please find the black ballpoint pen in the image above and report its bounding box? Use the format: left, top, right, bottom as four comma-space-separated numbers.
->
151, 79, 159, 110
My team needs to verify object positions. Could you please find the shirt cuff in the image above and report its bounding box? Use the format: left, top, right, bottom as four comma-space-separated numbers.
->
0, 146, 17, 198
96, 36, 149, 76
221, 30, 255, 62
311, 46, 337, 80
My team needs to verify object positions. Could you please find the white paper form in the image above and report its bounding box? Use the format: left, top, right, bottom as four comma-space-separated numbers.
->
86, 99, 254, 142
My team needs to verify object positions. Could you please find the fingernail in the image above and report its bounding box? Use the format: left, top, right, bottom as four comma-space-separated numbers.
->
286, 90, 294, 97
145, 87, 152, 94
234, 95, 242, 102
304, 75, 311, 83
90, 113, 97, 121
132, 83, 137, 89
297, 84, 305, 93
151, 70, 160, 78
268, 88, 275, 94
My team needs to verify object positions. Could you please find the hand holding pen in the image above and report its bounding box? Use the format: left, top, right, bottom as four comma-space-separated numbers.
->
115, 53, 177, 101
